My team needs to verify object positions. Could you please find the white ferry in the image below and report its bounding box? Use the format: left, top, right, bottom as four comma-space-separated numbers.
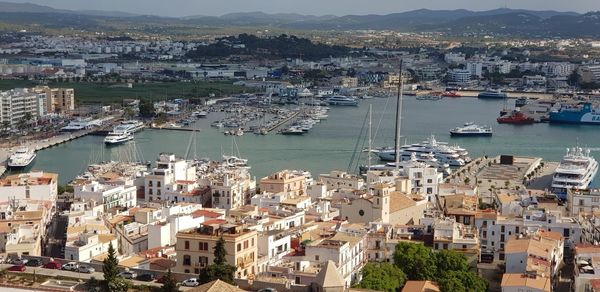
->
8, 148, 36, 169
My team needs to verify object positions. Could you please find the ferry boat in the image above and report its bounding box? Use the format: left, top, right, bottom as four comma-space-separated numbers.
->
549, 102, 600, 125
450, 123, 493, 137
325, 96, 359, 106
119, 120, 145, 133
551, 147, 598, 198
104, 132, 134, 145
377, 136, 470, 167
7, 148, 36, 169
478, 90, 507, 99
497, 111, 535, 124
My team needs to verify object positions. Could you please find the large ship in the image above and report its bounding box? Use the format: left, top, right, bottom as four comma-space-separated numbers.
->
7, 148, 36, 169
549, 102, 600, 125
497, 110, 535, 124
104, 131, 134, 145
325, 96, 359, 106
551, 147, 598, 198
377, 136, 470, 167
119, 120, 145, 132
478, 90, 507, 99
450, 123, 492, 137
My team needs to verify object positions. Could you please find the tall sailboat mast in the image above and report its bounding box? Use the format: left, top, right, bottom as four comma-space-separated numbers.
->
395, 60, 404, 171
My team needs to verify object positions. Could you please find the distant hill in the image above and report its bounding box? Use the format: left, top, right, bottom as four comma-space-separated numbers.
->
0, 1, 597, 38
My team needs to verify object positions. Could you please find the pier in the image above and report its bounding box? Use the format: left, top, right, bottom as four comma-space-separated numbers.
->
150, 125, 199, 132
267, 111, 300, 133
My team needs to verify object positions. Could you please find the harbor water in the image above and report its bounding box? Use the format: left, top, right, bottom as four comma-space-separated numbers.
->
19, 97, 600, 185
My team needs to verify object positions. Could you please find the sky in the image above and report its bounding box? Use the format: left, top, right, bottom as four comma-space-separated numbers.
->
5, 0, 600, 17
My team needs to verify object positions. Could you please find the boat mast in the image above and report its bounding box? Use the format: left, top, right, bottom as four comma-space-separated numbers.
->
395, 60, 404, 171
368, 104, 372, 172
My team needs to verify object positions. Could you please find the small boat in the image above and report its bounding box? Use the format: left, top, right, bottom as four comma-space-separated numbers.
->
7, 148, 36, 169
450, 122, 492, 137
192, 111, 208, 118
497, 111, 535, 124
416, 94, 443, 101
515, 97, 528, 108
211, 122, 224, 128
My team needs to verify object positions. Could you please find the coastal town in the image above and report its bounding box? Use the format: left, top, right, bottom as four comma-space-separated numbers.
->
0, 2, 600, 292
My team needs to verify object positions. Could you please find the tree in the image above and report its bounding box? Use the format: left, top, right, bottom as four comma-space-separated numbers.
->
354, 262, 406, 292
434, 250, 468, 275
393, 242, 436, 280
138, 99, 155, 118
199, 236, 236, 284
160, 268, 179, 292
437, 270, 487, 292
103, 242, 120, 284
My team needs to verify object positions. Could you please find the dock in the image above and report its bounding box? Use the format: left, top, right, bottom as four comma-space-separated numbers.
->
150, 126, 199, 132
0, 129, 94, 177
267, 111, 300, 133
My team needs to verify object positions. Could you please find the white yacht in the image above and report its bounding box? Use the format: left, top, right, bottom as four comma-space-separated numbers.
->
450, 123, 493, 137
119, 120, 145, 133
222, 155, 248, 167
104, 132, 134, 145
551, 147, 598, 196
377, 136, 470, 167
325, 96, 359, 106
7, 148, 36, 169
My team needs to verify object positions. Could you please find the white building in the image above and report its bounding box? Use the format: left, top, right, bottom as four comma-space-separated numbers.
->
320, 171, 365, 191
466, 62, 483, 78
0, 172, 58, 203
144, 153, 196, 202
0, 88, 46, 128
74, 181, 137, 209
447, 69, 472, 85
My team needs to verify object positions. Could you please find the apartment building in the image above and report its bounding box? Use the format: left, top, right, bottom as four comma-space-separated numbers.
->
259, 170, 307, 197
432, 217, 479, 254
33, 86, 75, 113
175, 222, 258, 278
0, 200, 51, 256
144, 153, 196, 202
505, 230, 564, 278
0, 88, 46, 128
573, 245, 600, 292
211, 169, 256, 210
0, 172, 58, 203
568, 189, 600, 216
319, 171, 364, 191
74, 181, 137, 209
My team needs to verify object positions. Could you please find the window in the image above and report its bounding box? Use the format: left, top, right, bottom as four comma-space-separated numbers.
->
184, 241, 189, 250
315, 255, 320, 261
237, 243, 242, 252
199, 256, 208, 267
244, 240, 249, 249
251, 238, 254, 246
157, 181, 161, 187
149, 181, 153, 187
199, 242, 208, 251
183, 255, 191, 266
515, 226, 520, 234
359, 209, 365, 216
594, 197, 600, 203
501, 226, 505, 233
564, 228, 570, 237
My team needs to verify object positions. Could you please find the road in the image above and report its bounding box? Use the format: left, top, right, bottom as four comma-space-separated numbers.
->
0, 264, 195, 290
43, 213, 68, 259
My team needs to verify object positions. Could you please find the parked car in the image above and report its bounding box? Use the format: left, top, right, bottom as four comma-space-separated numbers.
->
181, 278, 201, 287
78, 265, 95, 273
118, 270, 138, 279
62, 262, 79, 271
135, 273, 155, 282
258, 289, 278, 292
43, 261, 61, 270
12, 258, 28, 265
8, 265, 26, 272
25, 259, 41, 267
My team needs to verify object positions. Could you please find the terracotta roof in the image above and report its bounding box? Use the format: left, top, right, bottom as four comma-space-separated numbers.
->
390, 192, 417, 213
315, 261, 345, 288
501, 273, 551, 292
192, 210, 223, 219
187, 279, 246, 292
401, 280, 441, 292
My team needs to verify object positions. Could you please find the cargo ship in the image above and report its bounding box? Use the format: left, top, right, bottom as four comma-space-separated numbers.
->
549, 102, 600, 125
497, 110, 535, 124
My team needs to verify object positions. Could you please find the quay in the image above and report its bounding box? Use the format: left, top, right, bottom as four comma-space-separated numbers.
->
0, 129, 94, 177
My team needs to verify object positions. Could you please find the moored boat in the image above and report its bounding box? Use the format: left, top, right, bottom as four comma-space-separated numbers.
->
450, 123, 492, 137
7, 148, 36, 169
497, 111, 535, 124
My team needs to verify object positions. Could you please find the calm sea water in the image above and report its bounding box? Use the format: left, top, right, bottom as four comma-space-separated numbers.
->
22, 97, 600, 186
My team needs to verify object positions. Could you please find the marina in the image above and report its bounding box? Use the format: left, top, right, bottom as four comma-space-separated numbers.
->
2, 97, 600, 186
